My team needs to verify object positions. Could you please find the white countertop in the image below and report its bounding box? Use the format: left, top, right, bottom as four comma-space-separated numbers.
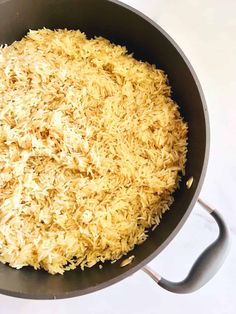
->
1, 0, 236, 313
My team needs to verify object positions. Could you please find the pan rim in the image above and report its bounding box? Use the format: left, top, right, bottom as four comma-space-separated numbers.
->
0, 0, 210, 299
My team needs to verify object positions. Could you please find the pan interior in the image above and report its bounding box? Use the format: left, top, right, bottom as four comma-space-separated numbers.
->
0, 0, 208, 299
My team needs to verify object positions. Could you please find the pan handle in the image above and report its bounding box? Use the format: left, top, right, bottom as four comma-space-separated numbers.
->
142, 199, 230, 293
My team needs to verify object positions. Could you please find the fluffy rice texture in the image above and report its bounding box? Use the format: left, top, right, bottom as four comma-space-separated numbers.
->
0, 29, 187, 274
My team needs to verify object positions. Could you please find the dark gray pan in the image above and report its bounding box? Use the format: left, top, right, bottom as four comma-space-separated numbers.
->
0, 0, 229, 299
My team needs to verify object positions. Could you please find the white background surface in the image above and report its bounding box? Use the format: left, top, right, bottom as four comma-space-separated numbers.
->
1, 0, 236, 313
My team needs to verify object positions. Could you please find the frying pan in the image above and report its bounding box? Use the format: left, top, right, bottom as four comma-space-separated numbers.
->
0, 0, 230, 299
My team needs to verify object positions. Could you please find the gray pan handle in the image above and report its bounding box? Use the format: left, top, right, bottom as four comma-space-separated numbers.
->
142, 199, 230, 293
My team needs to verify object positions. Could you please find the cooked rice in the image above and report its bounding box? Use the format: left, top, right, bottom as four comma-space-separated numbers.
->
0, 29, 187, 274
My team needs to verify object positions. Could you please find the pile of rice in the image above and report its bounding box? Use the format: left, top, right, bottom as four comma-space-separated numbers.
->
0, 29, 187, 274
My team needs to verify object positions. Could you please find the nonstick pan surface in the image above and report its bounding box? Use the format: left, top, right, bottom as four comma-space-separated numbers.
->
0, 0, 210, 299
